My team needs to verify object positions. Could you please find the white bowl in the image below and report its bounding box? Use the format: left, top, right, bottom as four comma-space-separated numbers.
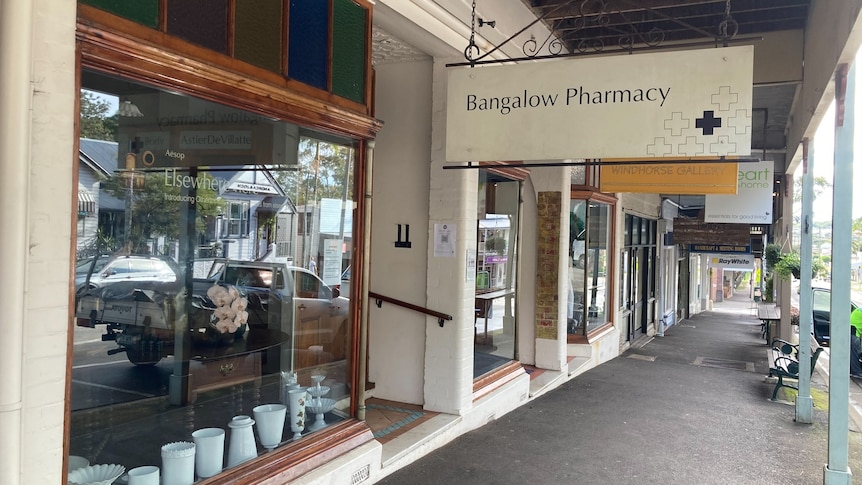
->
68, 455, 90, 473
68, 463, 125, 485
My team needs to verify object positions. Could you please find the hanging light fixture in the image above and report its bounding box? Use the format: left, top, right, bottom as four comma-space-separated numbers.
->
118, 100, 144, 117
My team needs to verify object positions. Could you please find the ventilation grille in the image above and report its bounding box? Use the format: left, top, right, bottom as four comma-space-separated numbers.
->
351, 464, 371, 485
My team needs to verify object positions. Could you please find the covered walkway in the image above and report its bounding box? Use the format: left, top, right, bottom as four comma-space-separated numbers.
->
376, 290, 862, 485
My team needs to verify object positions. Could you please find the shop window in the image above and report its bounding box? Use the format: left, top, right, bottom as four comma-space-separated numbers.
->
568, 195, 614, 338
71, 70, 357, 476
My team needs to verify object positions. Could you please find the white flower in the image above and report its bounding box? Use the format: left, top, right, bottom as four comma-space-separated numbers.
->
208, 284, 250, 334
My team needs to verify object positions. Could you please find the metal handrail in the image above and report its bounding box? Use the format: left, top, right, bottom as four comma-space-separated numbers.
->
368, 291, 452, 327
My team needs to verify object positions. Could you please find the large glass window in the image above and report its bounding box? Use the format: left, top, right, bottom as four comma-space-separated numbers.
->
71, 70, 356, 476
568, 198, 613, 337
474, 171, 520, 378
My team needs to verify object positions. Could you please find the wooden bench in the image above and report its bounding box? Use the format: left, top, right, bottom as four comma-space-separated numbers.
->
766, 338, 823, 401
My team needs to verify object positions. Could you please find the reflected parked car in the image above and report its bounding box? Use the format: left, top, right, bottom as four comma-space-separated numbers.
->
75, 254, 179, 291
812, 286, 861, 346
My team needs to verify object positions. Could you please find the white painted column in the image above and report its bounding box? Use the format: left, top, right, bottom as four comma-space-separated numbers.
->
825, 62, 854, 485
796, 140, 814, 423
0, 1, 34, 483
424, 58, 476, 414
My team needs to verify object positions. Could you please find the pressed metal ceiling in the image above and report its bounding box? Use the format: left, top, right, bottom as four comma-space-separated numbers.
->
521, 0, 809, 52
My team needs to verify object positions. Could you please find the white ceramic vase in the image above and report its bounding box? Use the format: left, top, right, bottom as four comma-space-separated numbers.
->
160, 441, 195, 485
288, 388, 307, 440
226, 415, 257, 467
253, 404, 287, 450
191, 427, 225, 478
127, 465, 160, 485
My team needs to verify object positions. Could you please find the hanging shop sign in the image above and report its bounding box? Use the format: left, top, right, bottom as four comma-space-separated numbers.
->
704, 159, 774, 224
689, 244, 751, 254
706, 253, 755, 270
446, 46, 753, 162
598, 158, 739, 194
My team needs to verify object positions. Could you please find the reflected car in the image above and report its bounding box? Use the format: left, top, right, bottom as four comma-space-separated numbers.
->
75, 254, 111, 279
75, 254, 179, 291
812, 286, 861, 346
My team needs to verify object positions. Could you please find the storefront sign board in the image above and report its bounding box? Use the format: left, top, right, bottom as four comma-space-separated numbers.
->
704, 159, 774, 223
706, 253, 755, 270
598, 158, 739, 194
446, 46, 753, 162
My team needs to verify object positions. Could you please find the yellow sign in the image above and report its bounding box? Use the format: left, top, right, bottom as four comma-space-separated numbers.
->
599, 158, 738, 194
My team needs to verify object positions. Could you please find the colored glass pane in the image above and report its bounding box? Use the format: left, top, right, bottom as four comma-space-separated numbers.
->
81, 0, 158, 28
167, 0, 228, 54
235, 0, 283, 73
288, 0, 328, 91
332, 0, 367, 104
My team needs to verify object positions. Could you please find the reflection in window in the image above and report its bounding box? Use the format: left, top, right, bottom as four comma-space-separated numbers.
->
224, 201, 250, 237
71, 71, 356, 476
568, 199, 612, 337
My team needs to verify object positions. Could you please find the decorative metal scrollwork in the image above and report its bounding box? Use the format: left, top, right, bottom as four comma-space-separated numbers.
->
461, 0, 740, 66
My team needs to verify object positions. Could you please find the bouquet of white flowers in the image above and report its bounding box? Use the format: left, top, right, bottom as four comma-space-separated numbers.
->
206, 284, 249, 334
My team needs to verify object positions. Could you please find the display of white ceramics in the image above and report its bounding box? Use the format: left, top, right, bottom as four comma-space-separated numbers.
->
127, 465, 160, 485
306, 398, 337, 432
226, 415, 257, 467
68, 455, 90, 473
68, 463, 125, 485
192, 427, 225, 478
160, 441, 195, 485
309, 374, 326, 387
253, 403, 287, 451
287, 389, 307, 440
306, 385, 330, 399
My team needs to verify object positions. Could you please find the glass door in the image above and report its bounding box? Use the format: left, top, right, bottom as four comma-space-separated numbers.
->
474, 171, 520, 378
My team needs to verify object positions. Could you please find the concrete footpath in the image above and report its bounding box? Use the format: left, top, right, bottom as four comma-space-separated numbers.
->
378, 292, 862, 485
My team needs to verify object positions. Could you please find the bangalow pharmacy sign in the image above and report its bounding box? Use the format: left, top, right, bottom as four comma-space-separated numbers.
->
446, 46, 753, 194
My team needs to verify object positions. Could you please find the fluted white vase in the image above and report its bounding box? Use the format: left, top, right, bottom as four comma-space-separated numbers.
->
161, 441, 195, 485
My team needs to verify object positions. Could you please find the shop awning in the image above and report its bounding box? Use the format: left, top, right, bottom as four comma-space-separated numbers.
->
78, 183, 96, 214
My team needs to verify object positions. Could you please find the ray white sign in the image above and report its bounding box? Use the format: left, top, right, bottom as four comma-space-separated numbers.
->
707, 253, 755, 270
704, 159, 774, 224
446, 46, 753, 162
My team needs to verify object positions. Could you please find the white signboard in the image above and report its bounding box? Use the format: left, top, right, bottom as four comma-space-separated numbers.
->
704, 159, 774, 223
707, 253, 755, 270
434, 223, 456, 257
322, 239, 342, 286
446, 46, 753, 162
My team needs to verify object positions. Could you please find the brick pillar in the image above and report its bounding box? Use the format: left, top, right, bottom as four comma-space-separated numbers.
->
535, 192, 561, 340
